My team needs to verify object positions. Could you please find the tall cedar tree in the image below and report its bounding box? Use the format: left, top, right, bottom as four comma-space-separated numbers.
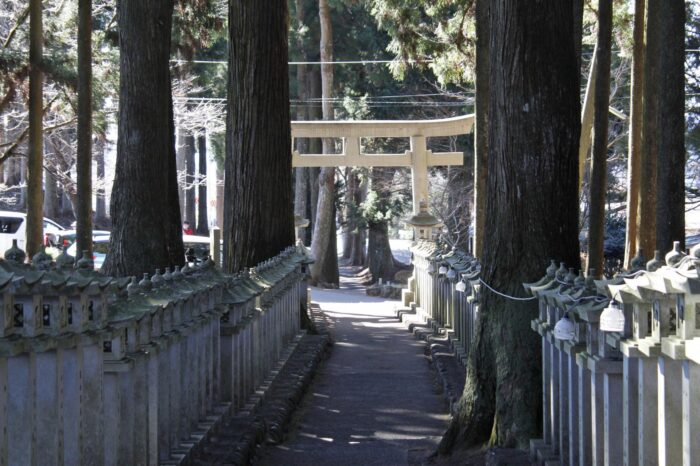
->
309, 0, 339, 286
76, 0, 93, 259
224, 0, 294, 272
624, 0, 645, 267
27, 0, 43, 258
196, 133, 208, 235
184, 133, 196, 226
655, 0, 686, 252
472, 0, 489, 259
441, 1, 581, 450
637, 0, 660, 259
103, 0, 184, 276
586, 0, 613, 276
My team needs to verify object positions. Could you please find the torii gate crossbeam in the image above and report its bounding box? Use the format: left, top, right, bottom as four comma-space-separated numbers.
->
291, 114, 475, 215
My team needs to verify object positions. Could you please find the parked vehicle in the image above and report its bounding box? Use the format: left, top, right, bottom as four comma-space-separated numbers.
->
66, 234, 212, 271
56, 229, 110, 250
183, 234, 212, 263
0, 211, 65, 257
67, 235, 110, 270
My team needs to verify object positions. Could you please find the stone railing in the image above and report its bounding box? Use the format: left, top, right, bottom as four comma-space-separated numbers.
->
0, 242, 313, 465
402, 241, 480, 366
528, 243, 700, 466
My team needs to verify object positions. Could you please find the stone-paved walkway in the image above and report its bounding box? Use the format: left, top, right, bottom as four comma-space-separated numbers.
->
255, 281, 449, 466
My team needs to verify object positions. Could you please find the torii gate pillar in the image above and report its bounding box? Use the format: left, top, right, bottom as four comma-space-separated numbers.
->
410, 136, 429, 215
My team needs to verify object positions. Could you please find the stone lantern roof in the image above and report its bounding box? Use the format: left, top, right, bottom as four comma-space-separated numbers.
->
405, 200, 442, 228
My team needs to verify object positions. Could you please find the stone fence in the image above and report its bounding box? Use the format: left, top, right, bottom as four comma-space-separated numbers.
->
528, 243, 700, 466
0, 242, 312, 465
402, 241, 480, 366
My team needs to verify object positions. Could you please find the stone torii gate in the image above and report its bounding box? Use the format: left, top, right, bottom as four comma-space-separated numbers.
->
291, 114, 475, 219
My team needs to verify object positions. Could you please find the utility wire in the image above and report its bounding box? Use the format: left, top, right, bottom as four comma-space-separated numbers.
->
171, 58, 434, 65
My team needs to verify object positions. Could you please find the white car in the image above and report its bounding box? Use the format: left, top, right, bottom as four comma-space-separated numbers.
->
0, 211, 65, 257
67, 235, 110, 270
66, 234, 212, 270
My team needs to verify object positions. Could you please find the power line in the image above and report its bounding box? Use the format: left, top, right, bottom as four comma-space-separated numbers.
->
170, 50, 700, 66
171, 58, 434, 66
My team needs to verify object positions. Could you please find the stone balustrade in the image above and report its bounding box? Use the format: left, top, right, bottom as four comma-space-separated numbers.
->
403, 240, 480, 366
528, 243, 700, 466
0, 241, 313, 466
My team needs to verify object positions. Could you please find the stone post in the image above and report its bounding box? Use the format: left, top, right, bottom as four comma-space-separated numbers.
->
657, 356, 682, 466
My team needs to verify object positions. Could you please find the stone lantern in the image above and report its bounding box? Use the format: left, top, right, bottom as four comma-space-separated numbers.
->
294, 215, 310, 243
405, 200, 442, 241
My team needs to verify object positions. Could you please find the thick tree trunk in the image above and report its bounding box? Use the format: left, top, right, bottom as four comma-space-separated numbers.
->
176, 127, 186, 216
293, 0, 310, 243
20, 157, 27, 210
636, 0, 660, 259
655, 0, 685, 252
573, 0, 583, 75
224, 0, 294, 273
342, 167, 355, 259
103, 0, 184, 277
310, 0, 339, 286
196, 132, 208, 235
366, 220, 395, 283
94, 137, 109, 228
624, 0, 645, 267
310, 167, 339, 286
472, 0, 489, 259
294, 168, 308, 238
365, 167, 396, 283
308, 166, 320, 244
184, 132, 196, 226
43, 168, 58, 219
306, 68, 322, 244
349, 177, 367, 266
76, 0, 93, 259
345, 169, 367, 265
27, 0, 43, 258
442, 1, 581, 451
586, 0, 613, 276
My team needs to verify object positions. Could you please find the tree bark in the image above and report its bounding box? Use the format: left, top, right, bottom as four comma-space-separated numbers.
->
345, 169, 367, 265
349, 176, 367, 266
365, 168, 397, 283
103, 0, 184, 277
472, 0, 489, 259
27, 0, 43, 258
293, 0, 310, 243
94, 136, 109, 228
196, 132, 208, 235
586, 0, 613, 276
308, 166, 320, 244
624, 0, 645, 267
294, 168, 308, 238
636, 0, 661, 259
76, 0, 93, 259
310, 0, 339, 286
175, 127, 186, 216
342, 167, 355, 259
43, 167, 58, 219
224, 0, 294, 273
184, 132, 196, 226
573, 0, 583, 76
306, 68, 322, 244
441, 1, 581, 451
655, 0, 685, 253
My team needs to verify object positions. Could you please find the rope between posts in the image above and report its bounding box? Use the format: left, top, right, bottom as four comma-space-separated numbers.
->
478, 279, 538, 301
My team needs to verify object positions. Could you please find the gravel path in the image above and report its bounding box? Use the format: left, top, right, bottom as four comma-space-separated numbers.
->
255, 284, 449, 466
